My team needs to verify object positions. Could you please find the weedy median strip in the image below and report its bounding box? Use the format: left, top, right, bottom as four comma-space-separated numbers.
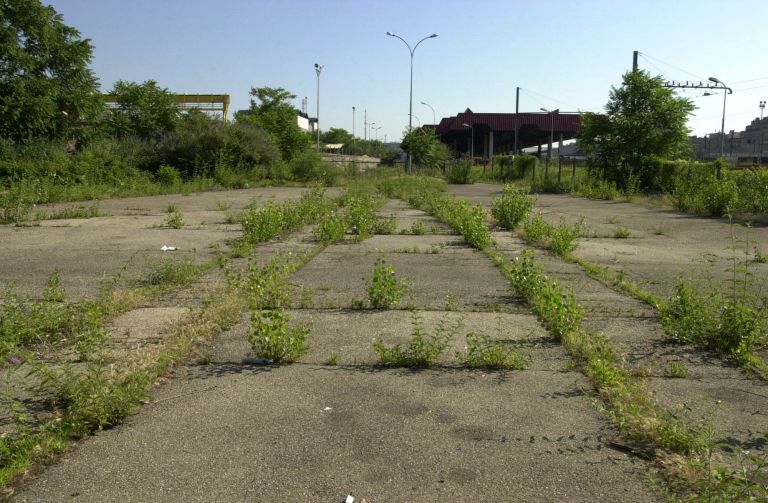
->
384, 176, 763, 499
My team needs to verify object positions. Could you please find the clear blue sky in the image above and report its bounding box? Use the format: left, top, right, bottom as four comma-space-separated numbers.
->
48, 0, 768, 142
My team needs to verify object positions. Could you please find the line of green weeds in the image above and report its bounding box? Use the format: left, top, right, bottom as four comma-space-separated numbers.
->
386, 176, 766, 500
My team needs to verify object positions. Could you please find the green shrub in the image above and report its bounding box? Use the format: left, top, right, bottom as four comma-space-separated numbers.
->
289, 150, 325, 181
491, 185, 535, 230
248, 309, 309, 363
445, 158, 473, 184
366, 257, 408, 309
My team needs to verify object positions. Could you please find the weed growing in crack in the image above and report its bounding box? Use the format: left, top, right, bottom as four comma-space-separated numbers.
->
365, 257, 408, 309
614, 227, 631, 239
410, 220, 427, 235
508, 250, 583, 341
165, 211, 184, 229
146, 257, 202, 287
491, 184, 535, 230
248, 309, 310, 364
374, 215, 397, 235
373, 311, 461, 367
667, 362, 687, 378
247, 255, 291, 309
661, 222, 768, 360
522, 214, 582, 255
314, 211, 347, 244
456, 331, 530, 370
444, 290, 456, 311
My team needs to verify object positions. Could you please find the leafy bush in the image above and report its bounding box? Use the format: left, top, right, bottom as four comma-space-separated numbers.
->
366, 257, 408, 309
248, 309, 309, 363
156, 165, 181, 186
289, 149, 326, 182
445, 158, 473, 184
491, 185, 535, 230
373, 311, 461, 367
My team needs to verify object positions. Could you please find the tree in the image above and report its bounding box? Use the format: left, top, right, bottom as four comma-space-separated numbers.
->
0, 0, 103, 141
320, 127, 353, 145
578, 70, 695, 190
401, 128, 449, 171
106, 80, 179, 140
238, 86, 308, 161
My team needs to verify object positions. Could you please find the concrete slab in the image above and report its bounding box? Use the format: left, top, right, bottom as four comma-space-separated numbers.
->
15, 364, 659, 502
290, 244, 525, 312
210, 309, 563, 370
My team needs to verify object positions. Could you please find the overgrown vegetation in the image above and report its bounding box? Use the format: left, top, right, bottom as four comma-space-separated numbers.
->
491, 184, 535, 230
366, 257, 409, 309
248, 309, 310, 364
373, 311, 461, 367
456, 331, 530, 370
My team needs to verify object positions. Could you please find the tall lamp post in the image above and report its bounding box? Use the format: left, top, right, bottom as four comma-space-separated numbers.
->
386, 31, 439, 174
372, 126, 382, 141
367, 122, 375, 142
760, 100, 765, 168
708, 77, 732, 170
462, 123, 474, 161
420, 101, 436, 125
540, 108, 559, 166
315, 63, 324, 152
409, 114, 421, 127
352, 106, 356, 139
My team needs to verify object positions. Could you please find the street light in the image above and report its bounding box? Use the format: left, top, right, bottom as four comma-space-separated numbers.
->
409, 114, 421, 127
352, 106, 356, 139
368, 122, 375, 141
372, 126, 382, 141
462, 123, 474, 161
420, 101, 436, 125
760, 101, 765, 168
315, 63, 324, 152
386, 31, 439, 174
540, 108, 559, 166
708, 76, 732, 167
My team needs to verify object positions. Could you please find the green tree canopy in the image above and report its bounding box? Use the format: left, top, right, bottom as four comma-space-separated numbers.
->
106, 80, 179, 140
0, 0, 103, 141
320, 127, 353, 145
401, 128, 449, 171
238, 86, 308, 161
578, 70, 695, 190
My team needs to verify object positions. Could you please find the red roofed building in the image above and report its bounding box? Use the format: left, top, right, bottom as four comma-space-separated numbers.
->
435, 108, 581, 160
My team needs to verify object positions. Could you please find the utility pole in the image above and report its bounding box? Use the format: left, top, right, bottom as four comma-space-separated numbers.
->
632, 50, 638, 72
314, 63, 324, 152
759, 100, 765, 168
514, 86, 520, 156
664, 79, 732, 166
